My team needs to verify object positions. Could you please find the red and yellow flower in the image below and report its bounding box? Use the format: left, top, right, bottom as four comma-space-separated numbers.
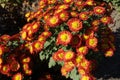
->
32, 41, 44, 52
67, 18, 83, 32
57, 4, 69, 10
57, 30, 72, 45
58, 11, 69, 21
31, 22, 40, 33
24, 69, 32, 75
100, 16, 112, 24
105, 48, 114, 57
38, 35, 46, 43
0, 46, 4, 56
64, 0, 73, 4
86, 37, 98, 49
12, 73, 23, 80
21, 31, 27, 40
85, 0, 95, 6
41, 31, 52, 38
22, 57, 31, 63
79, 12, 89, 20
10, 61, 20, 72
70, 11, 79, 17
48, 0, 57, 4
92, 20, 100, 26
46, 15, 60, 27
70, 35, 81, 47
64, 50, 75, 61
0, 64, 10, 75
76, 46, 88, 55
94, 6, 106, 15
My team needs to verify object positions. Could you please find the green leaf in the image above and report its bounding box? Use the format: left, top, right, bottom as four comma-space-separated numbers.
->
44, 41, 51, 49
48, 57, 56, 68
39, 51, 45, 61
69, 67, 80, 80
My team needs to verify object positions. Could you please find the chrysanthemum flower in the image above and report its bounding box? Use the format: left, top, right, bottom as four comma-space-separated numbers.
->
0, 34, 10, 41
76, 46, 88, 55
23, 63, 29, 71
39, 0, 47, 9
78, 67, 86, 76
63, 61, 75, 72
48, 0, 57, 4
0, 58, 3, 64
92, 20, 100, 26
25, 69, 32, 75
81, 75, 94, 80
57, 30, 72, 45
46, 15, 60, 27
80, 59, 90, 70
64, 0, 73, 4
54, 49, 65, 61
67, 18, 83, 32
64, 50, 75, 61
32, 41, 43, 52
100, 16, 112, 24
31, 22, 40, 33
57, 4, 69, 10
75, 0, 84, 7
83, 30, 94, 40
94, 6, 106, 15
86, 37, 98, 49
12, 73, 23, 80
70, 35, 81, 48
21, 31, 27, 40
79, 12, 89, 20
38, 35, 46, 43
58, 11, 69, 21
85, 0, 95, 6
41, 31, 52, 38
75, 54, 84, 67
22, 57, 31, 63
0, 65, 10, 75
61, 66, 68, 76
10, 61, 20, 72
105, 48, 114, 57
70, 11, 79, 17
0, 46, 4, 56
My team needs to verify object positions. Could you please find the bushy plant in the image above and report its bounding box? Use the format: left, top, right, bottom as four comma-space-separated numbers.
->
0, 0, 116, 80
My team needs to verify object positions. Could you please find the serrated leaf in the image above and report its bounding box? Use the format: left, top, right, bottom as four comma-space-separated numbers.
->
69, 67, 80, 80
44, 41, 51, 49
48, 57, 56, 68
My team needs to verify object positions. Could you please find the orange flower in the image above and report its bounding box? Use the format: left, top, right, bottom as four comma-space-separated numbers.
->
54, 49, 65, 61
83, 29, 94, 40
21, 31, 27, 40
0, 64, 10, 75
38, 35, 46, 43
64, 0, 73, 4
75, 54, 84, 67
25, 69, 32, 75
70, 35, 81, 48
92, 20, 100, 26
58, 11, 69, 21
86, 37, 98, 49
76, 46, 88, 55
94, 6, 105, 15
85, 0, 95, 6
12, 73, 23, 80
0, 46, 4, 56
0, 34, 10, 41
32, 41, 43, 52
47, 15, 60, 27
57, 30, 72, 45
67, 18, 83, 32
48, 0, 57, 4
81, 74, 94, 80
79, 12, 89, 20
22, 57, 31, 63
57, 4, 69, 10
41, 31, 52, 38
39, 0, 47, 9
10, 61, 20, 72
70, 11, 79, 17
23, 63, 29, 71
80, 59, 90, 70
61, 66, 68, 76
78, 67, 86, 76
64, 50, 75, 61
100, 16, 112, 24
75, 0, 84, 7
63, 61, 75, 72
0, 58, 3, 64
31, 22, 40, 33
105, 48, 114, 57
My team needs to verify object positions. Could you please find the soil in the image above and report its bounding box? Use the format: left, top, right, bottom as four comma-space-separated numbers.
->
94, 10, 120, 80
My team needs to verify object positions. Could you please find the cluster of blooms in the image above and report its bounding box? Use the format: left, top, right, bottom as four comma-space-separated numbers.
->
23, 0, 115, 80
0, 34, 32, 80
0, 0, 115, 80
